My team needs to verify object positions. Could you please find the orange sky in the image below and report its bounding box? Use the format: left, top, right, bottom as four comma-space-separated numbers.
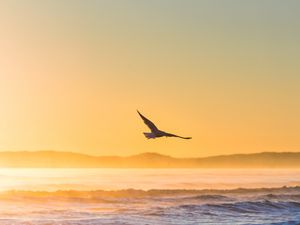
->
0, 1, 300, 157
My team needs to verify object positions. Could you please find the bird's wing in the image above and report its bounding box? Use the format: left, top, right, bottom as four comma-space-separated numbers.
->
164, 132, 192, 139
137, 110, 159, 132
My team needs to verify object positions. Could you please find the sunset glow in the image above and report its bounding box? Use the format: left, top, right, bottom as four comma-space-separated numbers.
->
0, 1, 300, 158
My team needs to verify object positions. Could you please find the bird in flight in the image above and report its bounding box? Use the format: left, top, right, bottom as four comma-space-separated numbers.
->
137, 110, 192, 140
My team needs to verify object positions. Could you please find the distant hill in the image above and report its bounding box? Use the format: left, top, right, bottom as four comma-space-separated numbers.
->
0, 151, 300, 168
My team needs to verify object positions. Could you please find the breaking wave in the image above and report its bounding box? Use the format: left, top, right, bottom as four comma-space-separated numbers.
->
1, 185, 299, 198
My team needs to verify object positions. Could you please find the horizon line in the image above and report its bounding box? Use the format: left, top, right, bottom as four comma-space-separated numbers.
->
0, 149, 299, 159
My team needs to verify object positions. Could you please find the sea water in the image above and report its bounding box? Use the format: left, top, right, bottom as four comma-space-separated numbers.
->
0, 168, 299, 225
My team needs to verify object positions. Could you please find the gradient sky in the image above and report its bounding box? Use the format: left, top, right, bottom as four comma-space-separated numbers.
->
0, 0, 300, 157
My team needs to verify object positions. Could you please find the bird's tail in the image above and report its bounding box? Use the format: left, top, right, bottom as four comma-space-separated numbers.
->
143, 132, 156, 139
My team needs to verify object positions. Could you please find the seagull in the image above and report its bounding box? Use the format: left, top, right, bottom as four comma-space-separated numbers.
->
137, 110, 192, 139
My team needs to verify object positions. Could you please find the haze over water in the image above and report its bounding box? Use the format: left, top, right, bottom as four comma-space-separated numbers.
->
0, 168, 300, 191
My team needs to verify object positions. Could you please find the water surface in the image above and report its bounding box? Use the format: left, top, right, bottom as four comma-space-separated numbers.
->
0, 169, 299, 225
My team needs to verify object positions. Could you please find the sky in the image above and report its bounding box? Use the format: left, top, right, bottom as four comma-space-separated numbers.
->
0, 0, 300, 157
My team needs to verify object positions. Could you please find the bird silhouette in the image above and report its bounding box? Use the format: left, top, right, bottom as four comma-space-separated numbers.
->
137, 110, 192, 139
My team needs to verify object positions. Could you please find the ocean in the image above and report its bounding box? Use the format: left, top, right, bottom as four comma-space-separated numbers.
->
0, 168, 299, 225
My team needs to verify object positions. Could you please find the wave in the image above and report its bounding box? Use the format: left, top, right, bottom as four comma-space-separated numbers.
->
258, 193, 300, 201
181, 194, 233, 201
203, 200, 300, 213
1, 185, 299, 198
156, 200, 300, 225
